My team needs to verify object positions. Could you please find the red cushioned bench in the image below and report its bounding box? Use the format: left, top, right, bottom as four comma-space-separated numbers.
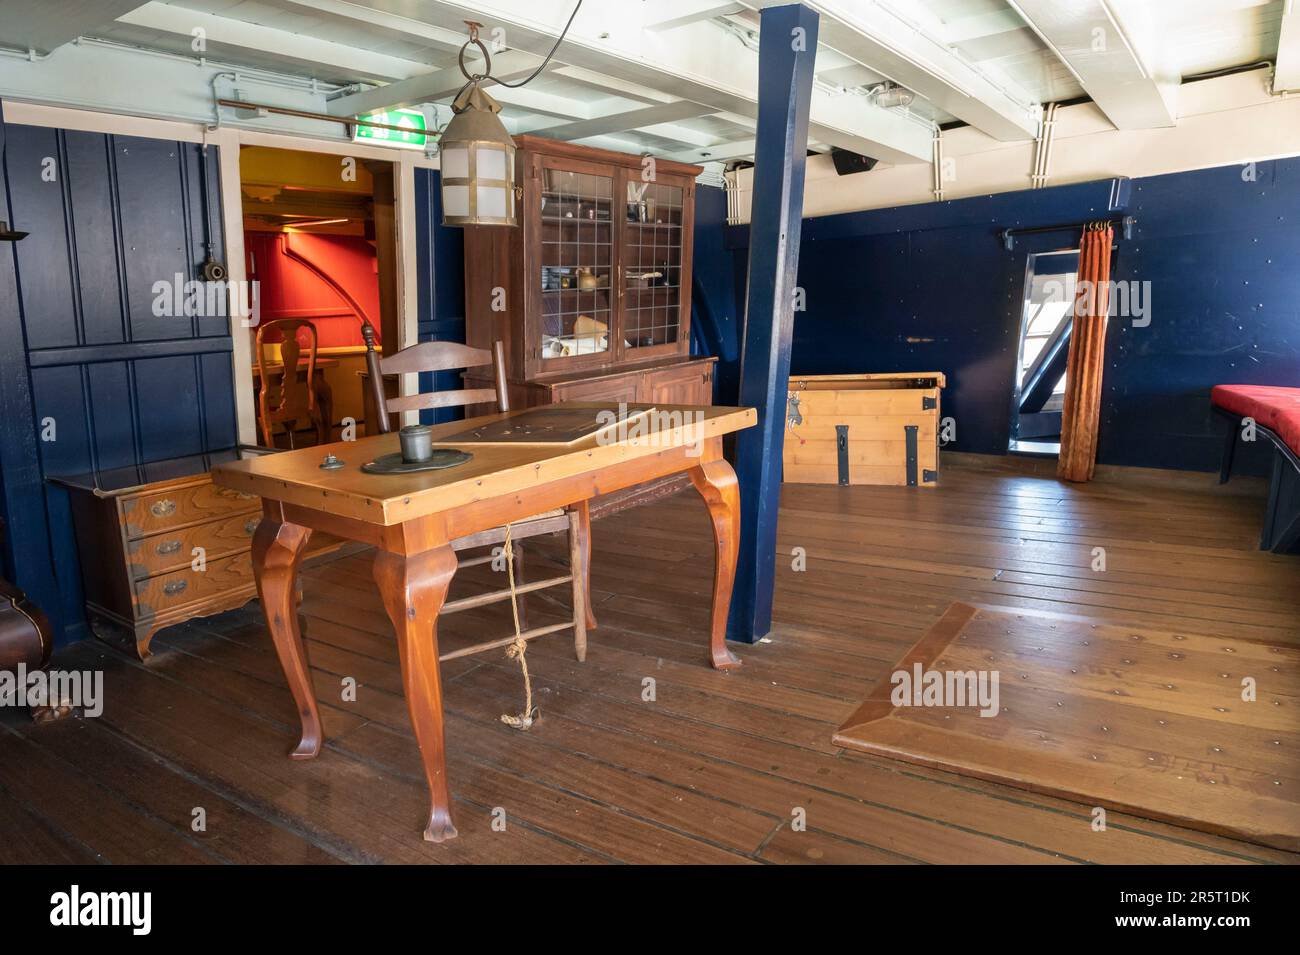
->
1212, 384, 1300, 553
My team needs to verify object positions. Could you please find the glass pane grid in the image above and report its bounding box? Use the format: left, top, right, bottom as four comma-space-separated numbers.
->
539, 168, 613, 359
623, 182, 684, 348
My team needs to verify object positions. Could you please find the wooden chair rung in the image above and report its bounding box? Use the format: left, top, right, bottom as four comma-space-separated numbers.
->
451, 514, 570, 551
438, 621, 575, 662
440, 574, 573, 615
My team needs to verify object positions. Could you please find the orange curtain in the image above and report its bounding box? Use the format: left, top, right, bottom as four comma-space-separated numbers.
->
1057, 221, 1114, 482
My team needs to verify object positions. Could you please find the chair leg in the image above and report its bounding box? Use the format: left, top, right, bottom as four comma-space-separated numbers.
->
1219, 417, 1238, 484
568, 510, 588, 663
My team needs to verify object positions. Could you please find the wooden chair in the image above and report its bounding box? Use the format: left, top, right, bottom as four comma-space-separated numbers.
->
361, 322, 596, 661
256, 319, 329, 448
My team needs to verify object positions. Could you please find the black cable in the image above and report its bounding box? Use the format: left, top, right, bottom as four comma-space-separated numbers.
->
458, 0, 581, 97
493, 0, 582, 87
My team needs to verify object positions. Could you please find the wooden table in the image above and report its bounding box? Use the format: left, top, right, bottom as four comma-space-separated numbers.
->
212, 401, 756, 842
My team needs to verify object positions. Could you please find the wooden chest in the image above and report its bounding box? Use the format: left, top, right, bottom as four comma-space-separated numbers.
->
51, 448, 338, 660
782, 373, 945, 487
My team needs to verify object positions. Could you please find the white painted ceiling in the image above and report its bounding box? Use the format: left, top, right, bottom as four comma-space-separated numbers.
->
0, 0, 1293, 170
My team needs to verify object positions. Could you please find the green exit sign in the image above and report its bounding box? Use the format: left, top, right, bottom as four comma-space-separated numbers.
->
352, 108, 428, 150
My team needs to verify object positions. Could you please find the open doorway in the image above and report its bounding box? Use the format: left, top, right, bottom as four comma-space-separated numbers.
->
239, 146, 399, 447
1009, 249, 1078, 455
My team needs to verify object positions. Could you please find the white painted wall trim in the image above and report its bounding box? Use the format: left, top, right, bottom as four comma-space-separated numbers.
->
1, 99, 436, 444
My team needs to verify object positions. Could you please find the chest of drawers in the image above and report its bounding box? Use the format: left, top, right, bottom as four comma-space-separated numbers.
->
52, 448, 337, 660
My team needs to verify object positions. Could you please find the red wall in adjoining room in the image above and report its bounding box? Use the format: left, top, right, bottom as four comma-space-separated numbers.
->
246, 230, 381, 348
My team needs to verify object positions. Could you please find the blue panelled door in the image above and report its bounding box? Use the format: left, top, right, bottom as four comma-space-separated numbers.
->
0, 116, 238, 644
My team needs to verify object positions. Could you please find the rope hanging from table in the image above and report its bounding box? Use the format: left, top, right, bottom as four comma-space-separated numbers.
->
499, 522, 537, 730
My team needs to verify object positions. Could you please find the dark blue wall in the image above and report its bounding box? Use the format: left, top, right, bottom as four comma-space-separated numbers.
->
414, 167, 468, 423
725, 163, 1300, 472
690, 184, 739, 401
0, 118, 237, 642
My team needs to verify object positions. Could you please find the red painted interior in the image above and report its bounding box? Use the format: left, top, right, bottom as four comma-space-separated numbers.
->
246, 230, 381, 347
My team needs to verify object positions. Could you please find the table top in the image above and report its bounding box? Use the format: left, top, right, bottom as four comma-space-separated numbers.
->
212, 402, 755, 526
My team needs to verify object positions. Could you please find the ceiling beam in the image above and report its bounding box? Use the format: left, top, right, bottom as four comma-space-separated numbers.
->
1007, 0, 1178, 129
326, 50, 542, 116
738, 0, 1040, 141
941, 9, 1030, 45
645, 1, 746, 32
117, 2, 434, 83
404, 0, 933, 163
664, 138, 758, 163
1276, 0, 1300, 93
533, 100, 717, 141
0, 0, 149, 54
272, 0, 469, 53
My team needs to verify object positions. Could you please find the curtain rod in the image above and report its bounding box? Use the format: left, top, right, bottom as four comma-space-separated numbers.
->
999, 214, 1134, 250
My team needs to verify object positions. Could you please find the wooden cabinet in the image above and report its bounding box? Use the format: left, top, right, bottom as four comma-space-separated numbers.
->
51, 449, 339, 660
463, 137, 712, 512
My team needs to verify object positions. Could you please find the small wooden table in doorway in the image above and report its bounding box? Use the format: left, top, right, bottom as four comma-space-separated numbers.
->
212, 402, 756, 842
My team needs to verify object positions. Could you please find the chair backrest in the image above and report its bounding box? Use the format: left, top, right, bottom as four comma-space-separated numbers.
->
256, 319, 319, 427
361, 320, 508, 434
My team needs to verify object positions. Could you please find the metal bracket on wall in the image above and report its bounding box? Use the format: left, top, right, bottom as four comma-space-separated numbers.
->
923, 468, 938, 484
922, 395, 936, 410
905, 424, 919, 487
835, 424, 850, 486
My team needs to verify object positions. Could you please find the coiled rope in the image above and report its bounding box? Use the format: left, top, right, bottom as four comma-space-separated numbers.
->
499, 522, 536, 730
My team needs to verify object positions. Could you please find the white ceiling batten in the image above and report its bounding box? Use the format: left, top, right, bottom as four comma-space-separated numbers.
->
0, 0, 150, 55
645, 1, 747, 33
1006, 0, 1179, 129
115, 1, 435, 84
736, 0, 1041, 141
1276, 0, 1300, 93
407, 0, 934, 163
533, 100, 717, 142
325, 50, 544, 116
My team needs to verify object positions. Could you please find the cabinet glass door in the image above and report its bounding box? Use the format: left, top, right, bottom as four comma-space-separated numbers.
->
539, 166, 614, 363
621, 179, 685, 352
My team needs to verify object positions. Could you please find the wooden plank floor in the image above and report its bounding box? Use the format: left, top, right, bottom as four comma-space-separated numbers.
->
832, 603, 1300, 851
2, 458, 1297, 864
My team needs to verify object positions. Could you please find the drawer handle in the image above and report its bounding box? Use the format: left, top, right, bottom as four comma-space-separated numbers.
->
218, 488, 256, 501
151, 499, 177, 517
163, 580, 188, 596
244, 518, 260, 535
155, 539, 182, 556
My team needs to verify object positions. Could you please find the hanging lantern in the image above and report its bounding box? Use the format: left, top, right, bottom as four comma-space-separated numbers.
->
440, 25, 517, 227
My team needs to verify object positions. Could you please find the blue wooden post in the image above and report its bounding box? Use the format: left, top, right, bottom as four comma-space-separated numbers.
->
727, 3, 818, 643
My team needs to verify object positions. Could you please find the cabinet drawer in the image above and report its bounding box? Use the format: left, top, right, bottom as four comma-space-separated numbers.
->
643, 362, 714, 405
127, 511, 263, 580
134, 550, 256, 617
120, 481, 259, 539
550, 374, 641, 404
